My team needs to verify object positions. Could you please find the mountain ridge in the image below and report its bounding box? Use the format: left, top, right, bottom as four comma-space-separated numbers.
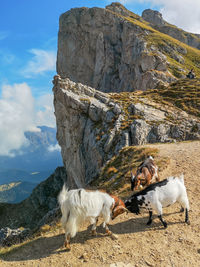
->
57, 2, 200, 94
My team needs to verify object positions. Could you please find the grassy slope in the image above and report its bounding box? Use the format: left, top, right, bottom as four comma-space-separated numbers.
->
110, 78, 200, 119
107, 6, 200, 78
142, 78, 200, 118
91, 146, 169, 199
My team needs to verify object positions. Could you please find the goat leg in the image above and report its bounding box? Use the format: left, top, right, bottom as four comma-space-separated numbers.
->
147, 211, 153, 225
91, 217, 98, 236
185, 208, 190, 225
64, 234, 71, 251
105, 223, 118, 240
105, 224, 112, 236
158, 215, 167, 228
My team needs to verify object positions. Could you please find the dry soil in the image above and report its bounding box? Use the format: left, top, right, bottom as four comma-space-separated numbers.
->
1, 141, 200, 267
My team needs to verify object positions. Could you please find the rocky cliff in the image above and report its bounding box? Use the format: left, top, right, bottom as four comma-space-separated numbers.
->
57, 3, 174, 92
53, 75, 200, 188
57, 2, 200, 92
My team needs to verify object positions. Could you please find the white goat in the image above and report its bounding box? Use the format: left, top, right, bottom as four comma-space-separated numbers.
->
125, 174, 190, 228
58, 185, 127, 250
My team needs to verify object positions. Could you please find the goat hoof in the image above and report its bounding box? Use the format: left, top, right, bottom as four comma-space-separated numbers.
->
186, 220, 190, 225
111, 233, 118, 240
64, 241, 71, 251
147, 220, 152, 225
91, 230, 97, 236
106, 230, 112, 236
180, 207, 184, 212
163, 222, 168, 228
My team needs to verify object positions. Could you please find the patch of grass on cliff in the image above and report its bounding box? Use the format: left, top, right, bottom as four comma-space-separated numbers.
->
146, 32, 200, 78
109, 92, 143, 130
142, 78, 200, 117
90, 146, 169, 199
108, 7, 200, 78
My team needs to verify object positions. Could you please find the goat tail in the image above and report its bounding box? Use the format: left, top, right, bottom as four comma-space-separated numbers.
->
58, 183, 68, 206
58, 185, 78, 238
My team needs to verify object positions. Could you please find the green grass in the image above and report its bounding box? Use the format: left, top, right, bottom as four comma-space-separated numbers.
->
142, 78, 200, 117
109, 78, 200, 119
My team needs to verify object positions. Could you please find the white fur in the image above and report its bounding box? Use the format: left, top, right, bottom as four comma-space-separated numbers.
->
139, 174, 189, 215
58, 185, 114, 238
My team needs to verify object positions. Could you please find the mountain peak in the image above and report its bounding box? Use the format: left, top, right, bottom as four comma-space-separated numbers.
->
106, 2, 130, 17
142, 9, 166, 26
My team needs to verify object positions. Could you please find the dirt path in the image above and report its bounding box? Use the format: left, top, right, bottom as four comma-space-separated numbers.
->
1, 141, 200, 267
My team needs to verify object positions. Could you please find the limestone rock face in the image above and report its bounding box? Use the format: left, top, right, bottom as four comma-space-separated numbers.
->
105, 2, 130, 17
57, 3, 175, 92
53, 76, 126, 188
53, 76, 200, 187
142, 9, 166, 26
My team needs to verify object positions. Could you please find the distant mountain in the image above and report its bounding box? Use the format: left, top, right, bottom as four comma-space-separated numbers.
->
0, 169, 53, 185
24, 126, 58, 149
0, 181, 36, 203
0, 126, 63, 186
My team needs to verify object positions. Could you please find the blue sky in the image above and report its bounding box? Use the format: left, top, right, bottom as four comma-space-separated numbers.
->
0, 0, 199, 156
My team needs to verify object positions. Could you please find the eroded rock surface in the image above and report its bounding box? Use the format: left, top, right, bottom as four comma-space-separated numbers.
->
53, 75, 200, 187
57, 3, 175, 92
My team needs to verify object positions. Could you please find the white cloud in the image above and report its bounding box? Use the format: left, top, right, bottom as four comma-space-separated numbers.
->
158, 1, 200, 34
115, 0, 200, 34
0, 83, 56, 156
0, 83, 38, 156
48, 144, 61, 152
36, 93, 56, 128
22, 49, 56, 77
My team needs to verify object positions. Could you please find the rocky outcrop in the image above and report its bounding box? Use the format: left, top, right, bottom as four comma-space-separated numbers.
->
53, 75, 200, 188
0, 227, 30, 247
142, 9, 200, 50
57, 3, 175, 92
142, 9, 166, 26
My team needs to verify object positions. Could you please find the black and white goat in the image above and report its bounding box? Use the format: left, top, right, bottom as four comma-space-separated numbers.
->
125, 174, 190, 228
58, 185, 127, 250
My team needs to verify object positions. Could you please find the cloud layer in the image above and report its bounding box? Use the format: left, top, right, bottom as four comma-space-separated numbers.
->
0, 83, 56, 156
22, 49, 56, 77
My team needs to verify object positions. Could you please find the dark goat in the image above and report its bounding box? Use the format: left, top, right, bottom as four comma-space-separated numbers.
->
131, 156, 159, 191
